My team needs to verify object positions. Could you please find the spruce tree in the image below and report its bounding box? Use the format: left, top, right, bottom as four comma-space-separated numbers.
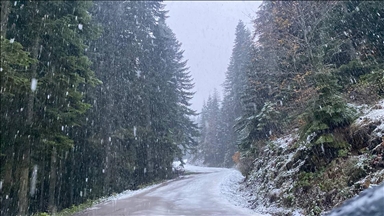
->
220, 21, 252, 166
197, 90, 221, 166
3, 1, 99, 213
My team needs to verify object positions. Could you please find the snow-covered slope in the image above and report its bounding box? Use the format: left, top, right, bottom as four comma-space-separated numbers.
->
237, 99, 384, 215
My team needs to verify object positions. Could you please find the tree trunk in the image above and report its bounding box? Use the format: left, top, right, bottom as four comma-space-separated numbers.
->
0, 1, 14, 209
69, 148, 74, 206
18, 152, 30, 216
0, 0, 10, 37
56, 152, 64, 209
39, 154, 46, 210
48, 146, 57, 213
2, 145, 14, 199
103, 137, 111, 195
17, 34, 40, 216
103, 96, 113, 195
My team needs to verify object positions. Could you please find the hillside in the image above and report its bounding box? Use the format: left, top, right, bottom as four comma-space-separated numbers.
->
193, 2, 383, 214
236, 99, 384, 215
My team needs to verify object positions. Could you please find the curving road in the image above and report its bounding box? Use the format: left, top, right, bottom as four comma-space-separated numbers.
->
74, 165, 262, 216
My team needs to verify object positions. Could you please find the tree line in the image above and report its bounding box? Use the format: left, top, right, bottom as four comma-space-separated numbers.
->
196, 1, 383, 173
0, 1, 198, 215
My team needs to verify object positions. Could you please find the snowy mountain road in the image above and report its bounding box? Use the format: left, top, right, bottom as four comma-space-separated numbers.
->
74, 165, 262, 216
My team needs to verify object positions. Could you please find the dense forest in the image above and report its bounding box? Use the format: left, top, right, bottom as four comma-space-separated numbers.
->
0, 1, 198, 215
197, 0, 383, 171
1, 0, 384, 215
195, 1, 383, 214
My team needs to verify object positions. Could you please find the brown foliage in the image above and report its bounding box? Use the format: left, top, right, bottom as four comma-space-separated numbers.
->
232, 151, 241, 164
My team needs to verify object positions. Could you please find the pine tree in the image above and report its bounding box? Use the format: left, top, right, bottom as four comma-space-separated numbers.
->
236, 1, 383, 178
220, 21, 253, 166
197, 90, 221, 166
1, 1, 198, 214
299, 71, 357, 172
0, 37, 36, 216
3, 1, 99, 213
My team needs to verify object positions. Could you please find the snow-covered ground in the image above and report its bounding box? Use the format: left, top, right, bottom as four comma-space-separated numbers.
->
237, 99, 384, 215
74, 165, 265, 216
351, 99, 384, 137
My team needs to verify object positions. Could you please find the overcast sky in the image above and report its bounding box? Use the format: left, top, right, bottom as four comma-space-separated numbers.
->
164, 1, 262, 112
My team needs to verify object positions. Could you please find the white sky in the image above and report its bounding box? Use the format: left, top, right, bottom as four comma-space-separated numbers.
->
164, 1, 262, 112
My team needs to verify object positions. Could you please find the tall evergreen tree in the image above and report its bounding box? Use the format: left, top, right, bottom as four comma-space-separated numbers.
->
1, 1, 198, 215
220, 21, 252, 166
1, 1, 99, 214
197, 90, 221, 166
236, 1, 383, 178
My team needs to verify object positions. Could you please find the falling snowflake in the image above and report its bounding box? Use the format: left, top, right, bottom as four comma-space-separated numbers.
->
31, 78, 38, 92
30, 165, 38, 196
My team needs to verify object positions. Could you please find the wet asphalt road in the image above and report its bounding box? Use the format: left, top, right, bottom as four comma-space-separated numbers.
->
73, 167, 262, 216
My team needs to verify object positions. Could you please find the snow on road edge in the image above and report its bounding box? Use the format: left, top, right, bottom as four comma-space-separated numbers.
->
83, 164, 267, 215
219, 168, 270, 216
82, 179, 173, 211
